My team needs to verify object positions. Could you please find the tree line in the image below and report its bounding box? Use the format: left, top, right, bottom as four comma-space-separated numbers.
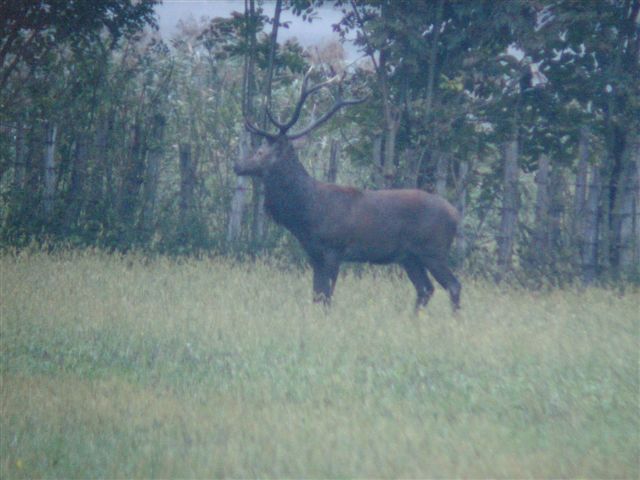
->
1, 0, 638, 285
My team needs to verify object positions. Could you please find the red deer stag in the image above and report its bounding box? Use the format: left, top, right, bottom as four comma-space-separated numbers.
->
234, 70, 461, 312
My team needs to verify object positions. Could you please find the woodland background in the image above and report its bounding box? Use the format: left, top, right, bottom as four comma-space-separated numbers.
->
1, 0, 639, 285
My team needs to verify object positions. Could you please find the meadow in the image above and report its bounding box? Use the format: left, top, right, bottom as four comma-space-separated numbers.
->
1, 250, 638, 478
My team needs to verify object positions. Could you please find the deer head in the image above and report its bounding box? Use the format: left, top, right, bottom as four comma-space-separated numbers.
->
234, 68, 367, 177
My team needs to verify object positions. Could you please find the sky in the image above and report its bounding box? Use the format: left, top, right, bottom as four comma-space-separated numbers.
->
155, 0, 359, 60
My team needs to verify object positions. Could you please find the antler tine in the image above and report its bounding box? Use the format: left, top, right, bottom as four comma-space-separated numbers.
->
266, 108, 287, 133
287, 94, 368, 140
244, 116, 276, 139
279, 67, 341, 133
264, 68, 315, 133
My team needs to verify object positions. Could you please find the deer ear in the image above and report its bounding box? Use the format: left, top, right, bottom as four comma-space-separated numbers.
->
291, 136, 309, 149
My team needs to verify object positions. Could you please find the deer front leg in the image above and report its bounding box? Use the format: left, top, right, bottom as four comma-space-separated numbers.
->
312, 267, 331, 305
311, 252, 340, 306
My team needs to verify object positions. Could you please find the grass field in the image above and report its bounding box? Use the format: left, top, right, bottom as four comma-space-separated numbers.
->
1, 250, 638, 478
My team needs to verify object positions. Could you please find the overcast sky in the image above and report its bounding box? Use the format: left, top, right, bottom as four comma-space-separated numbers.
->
155, 0, 358, 59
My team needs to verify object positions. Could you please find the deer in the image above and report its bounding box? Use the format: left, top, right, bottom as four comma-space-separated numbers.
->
234, 69, 461, 313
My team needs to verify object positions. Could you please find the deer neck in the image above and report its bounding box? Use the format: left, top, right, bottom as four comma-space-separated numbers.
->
263, 153, 317, 235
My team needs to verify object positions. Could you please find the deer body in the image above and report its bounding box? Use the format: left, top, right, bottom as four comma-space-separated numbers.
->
236, 70, 461, 311
236, 136, 461, 311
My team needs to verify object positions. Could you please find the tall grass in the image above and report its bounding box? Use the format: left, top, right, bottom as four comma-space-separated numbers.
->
1, 250, 638, 478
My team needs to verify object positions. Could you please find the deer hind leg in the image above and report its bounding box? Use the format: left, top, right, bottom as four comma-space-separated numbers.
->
423, 259, 461, 311
403, 258, 434, 313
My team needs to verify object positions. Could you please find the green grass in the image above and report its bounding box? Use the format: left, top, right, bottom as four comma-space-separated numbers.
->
1, 250, 638, 478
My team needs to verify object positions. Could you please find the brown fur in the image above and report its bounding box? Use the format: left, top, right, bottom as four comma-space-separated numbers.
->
235, 135, 461, 312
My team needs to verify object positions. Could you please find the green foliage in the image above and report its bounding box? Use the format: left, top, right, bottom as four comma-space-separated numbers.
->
197, 8, 308, 75
0, 0, 638, 282
0, 0, 159, 92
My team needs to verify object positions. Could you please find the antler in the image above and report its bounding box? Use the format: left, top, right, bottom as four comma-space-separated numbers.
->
246, 67, 367, 139
244, 68, 328, 138
287, 94, 368, 140
267, 67, 343, 134
244, 116, 277, 140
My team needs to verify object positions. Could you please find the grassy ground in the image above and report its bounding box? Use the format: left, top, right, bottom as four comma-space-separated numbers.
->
1, 250, 638, 478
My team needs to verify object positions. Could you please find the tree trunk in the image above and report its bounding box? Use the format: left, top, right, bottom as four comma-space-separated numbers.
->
435, 151, 448, 196
533, 154, 550, 267
372, 135, 383, 186
0, 124, 9, 183
226, 0, 257, 247
227, 131, 250, 244
243, 0, 258, 119
261, 0, 282, 117
326, 139, 339, 183
455, 160, 469, 260
497, 139, 519, 279
178, 142, 197, 239
251, 178, 265, 244
607, 126, 626, 271
6, 118, 27, 228
574, 126, 590, 268
12, 119, 25, 193
247, 0, 282, 248
382, 114, 400, 186
86, 112, 111, 232
104, 112, 118, 210
24, 122, 39, 195
635, 149, 640, 272
140, 113, 165, 240
64, 132, 89, 230
350, 0, 400, 187
118, 119, 145, 244
615, 131, 639, 274
42, 122, 58, 220
424, 0, 444, 124
549, 166, 566, 253
582, 164, 602, 284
